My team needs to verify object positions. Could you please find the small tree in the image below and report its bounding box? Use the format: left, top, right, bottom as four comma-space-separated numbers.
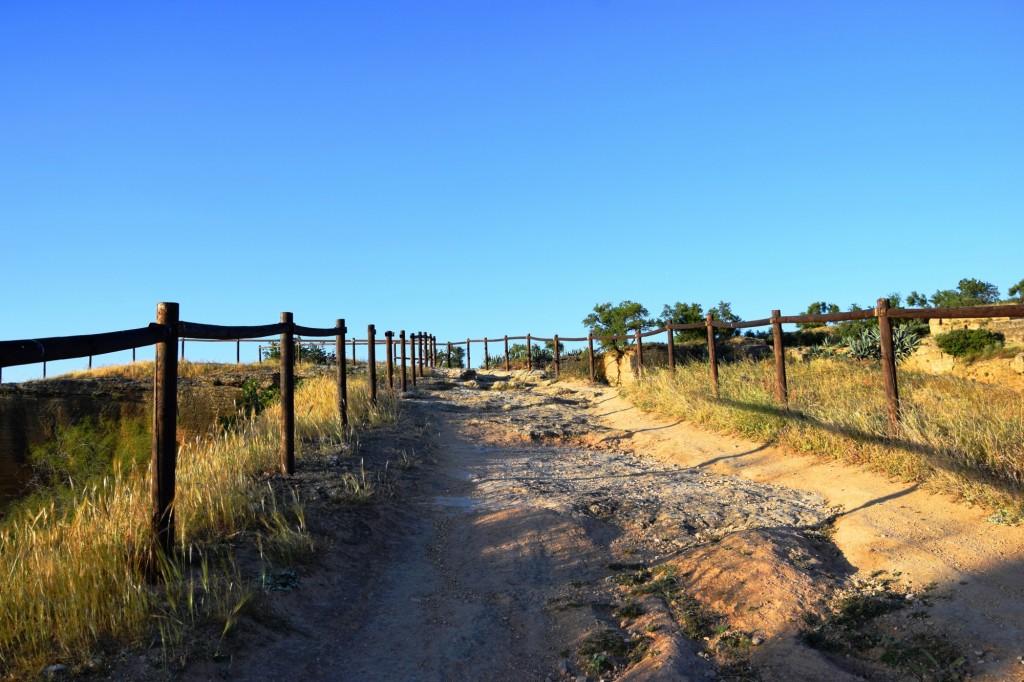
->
435, 345, 465, 368
582, 301, 655, 354
929, 278, 1000, 308
659, 302, 704, 342
1008, 278, 1024, 301
708, 301, 741, 339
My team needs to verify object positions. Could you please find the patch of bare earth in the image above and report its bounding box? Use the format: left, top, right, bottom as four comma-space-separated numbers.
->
111, 369, 1022, 681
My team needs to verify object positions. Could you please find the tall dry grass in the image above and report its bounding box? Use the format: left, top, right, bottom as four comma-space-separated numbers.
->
624, 360, 1024, 517
0, 372, 393, 677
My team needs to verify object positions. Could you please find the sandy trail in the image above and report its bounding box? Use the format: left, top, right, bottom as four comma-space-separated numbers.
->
582, 384, 1024, 679
164, 369, 1024, 681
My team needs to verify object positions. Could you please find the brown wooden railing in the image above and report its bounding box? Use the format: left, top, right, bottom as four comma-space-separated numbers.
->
0, 303, 440, 564
436, 299, 1024, 439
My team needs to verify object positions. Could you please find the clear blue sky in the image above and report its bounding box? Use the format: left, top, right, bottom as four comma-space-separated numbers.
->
2, 1, 1022, 380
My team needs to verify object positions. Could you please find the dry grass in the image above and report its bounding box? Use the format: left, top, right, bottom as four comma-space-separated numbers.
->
0, 370, 394, 678
624, 360, 1024, 518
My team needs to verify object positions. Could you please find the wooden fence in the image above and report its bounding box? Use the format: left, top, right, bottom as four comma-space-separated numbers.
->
3, 297, 1023, 565
436, 299, 1024, 438
0, 303, 438, 562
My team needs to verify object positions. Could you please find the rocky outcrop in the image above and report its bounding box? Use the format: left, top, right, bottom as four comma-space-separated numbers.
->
929, 315, 1024, 345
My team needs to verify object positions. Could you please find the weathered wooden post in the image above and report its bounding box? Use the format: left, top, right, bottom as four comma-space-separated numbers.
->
588, 333, 595, 383
635, 329, 643, 377
418, 332, 425, 377
553, 334, 560, 376
385, 331, 394, 391
410, 333, 418, 387
180, 337, 185, 360
466, 338, 471, 369
351, 337, 356, 366
877, 298, 901, 435
236, 339, 241, 365
527, 334, 532, 370
432, 336, 437, 368
88, 355, 93, 369
296, 339, 302, 366
504, 335, 510, 372
280, 312, 295, 475
336, 319, 348, 426
666, 327, 675, 375
400, 330, 408, 392
152, 302, 179, 562
42, 361, 46, 378
484, 337, 489, 369
447, 341, 452, 368
771, 310, 788, 407
132, 347, 136, 364
367, 325, 377, 404
706, 313, 719, 397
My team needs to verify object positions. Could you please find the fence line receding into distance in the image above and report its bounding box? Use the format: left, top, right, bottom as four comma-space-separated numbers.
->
3, 297, 1023, 569
0, 303, 439, 566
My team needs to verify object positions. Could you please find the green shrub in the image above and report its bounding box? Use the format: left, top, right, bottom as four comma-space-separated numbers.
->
29, 416, 150, 486
934, 329, 1004, 357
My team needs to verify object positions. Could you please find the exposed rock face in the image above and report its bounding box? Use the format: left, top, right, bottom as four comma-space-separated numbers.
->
1012, 352, 1024, 375
929, 315, 1024, 345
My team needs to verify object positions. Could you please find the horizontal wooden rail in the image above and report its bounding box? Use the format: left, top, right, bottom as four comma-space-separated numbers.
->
0, 324, 168, 368
667, 322, 706, 331
292, 324, 343, 337
777, 309, 877, 325
178, 321, 285, 340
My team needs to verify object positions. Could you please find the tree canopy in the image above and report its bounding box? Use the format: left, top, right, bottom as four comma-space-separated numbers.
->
582, 301, 655, 352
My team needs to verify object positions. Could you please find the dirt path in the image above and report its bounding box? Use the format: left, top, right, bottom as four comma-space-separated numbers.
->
577, 381, 1024, 680
166, 369, 1024, 681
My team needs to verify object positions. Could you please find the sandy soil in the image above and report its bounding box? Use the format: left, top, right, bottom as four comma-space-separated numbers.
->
121, 369, 1024, 681
577, 381, 1024, 680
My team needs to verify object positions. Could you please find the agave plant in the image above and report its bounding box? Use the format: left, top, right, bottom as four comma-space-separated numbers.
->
846, 325, 920, 364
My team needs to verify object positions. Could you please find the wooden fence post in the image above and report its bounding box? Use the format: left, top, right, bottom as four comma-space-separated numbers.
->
504, 335, 510, 371
280, 312, 295, 475
351, 337, 356, 366
296, 339, 302, 366
180, 338, 185, 360
400, 330, 408, 391
132, 347, 136, 364
447, 342, 452, 368
432, 336, 437, 368
236, 339, 241, 365
152, 301, 179, 563
635, 329, 643, 377
484, 337, 489, 369
89, 355, 92, 369
666, 327, 675, 375
554, 335, 560, 376
410, 333, 417, 387
419, 332, 425, 377
367, 325, 377, 404
336, 319, 348, 427
706, 313, 719, 397
877, 298, 901, 435
385, 331, 394, 391
527, 334, 532, 370
771, 310, 788, 407
588, 333, 595, 383
466, 338, 471, 370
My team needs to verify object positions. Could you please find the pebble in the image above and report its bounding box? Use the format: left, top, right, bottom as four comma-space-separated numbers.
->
751, 636, 764, 646
43, 664, 68, 678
